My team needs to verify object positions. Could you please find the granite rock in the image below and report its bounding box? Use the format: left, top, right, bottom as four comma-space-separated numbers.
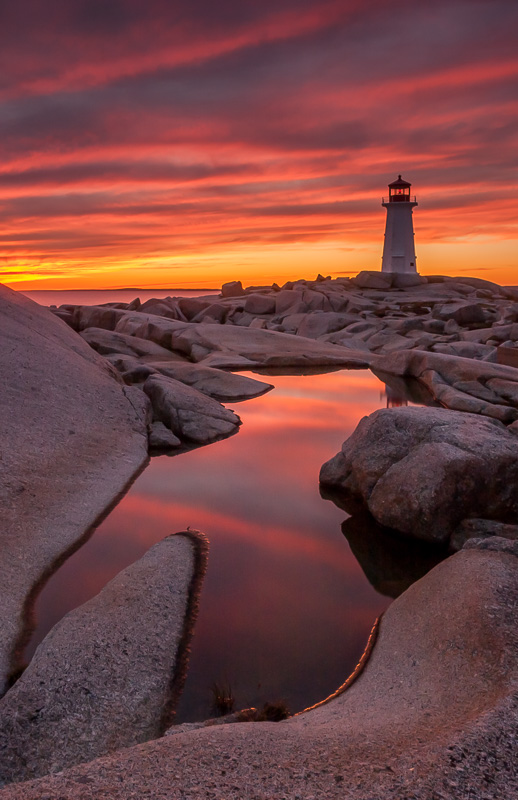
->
1, 548, 516, 799
143, 358, 273, 401
143, 374, 241, 444
0, 532, 207, 784
320, 406, 518, 544
0, 285, 150, 695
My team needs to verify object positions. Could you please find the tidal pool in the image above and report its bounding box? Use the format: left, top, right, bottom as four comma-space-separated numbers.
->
27, 369, 398, 721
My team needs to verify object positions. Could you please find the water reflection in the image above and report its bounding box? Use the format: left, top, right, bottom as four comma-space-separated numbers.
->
341, 512, 447, 598
377, 371, 438, 408
26, 370, 414, 721
382, 384, 409, 408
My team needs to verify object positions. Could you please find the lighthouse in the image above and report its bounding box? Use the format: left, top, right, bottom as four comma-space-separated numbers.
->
381, 175, 418, 273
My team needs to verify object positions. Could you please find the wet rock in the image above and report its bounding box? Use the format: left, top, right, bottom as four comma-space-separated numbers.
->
0, 285, 150, 695
143, 374, 241, 444
0, 532, 207, 784
320, 406, 518, 544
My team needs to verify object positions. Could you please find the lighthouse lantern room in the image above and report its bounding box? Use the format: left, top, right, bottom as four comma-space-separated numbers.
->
381, 175, 418, 273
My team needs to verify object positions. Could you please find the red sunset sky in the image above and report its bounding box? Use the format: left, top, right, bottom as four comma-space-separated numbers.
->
1, 0, 517, 290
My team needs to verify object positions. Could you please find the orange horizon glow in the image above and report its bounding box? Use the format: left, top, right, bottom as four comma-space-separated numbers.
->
1, 1, 517, 291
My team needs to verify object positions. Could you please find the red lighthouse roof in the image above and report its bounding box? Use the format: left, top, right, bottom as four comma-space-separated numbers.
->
388, 174, 411, 188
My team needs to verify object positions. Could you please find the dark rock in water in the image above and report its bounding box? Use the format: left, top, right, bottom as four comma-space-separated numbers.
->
320, 406, 518, 545
0, 532, 207, 785
340, 512, 447, 598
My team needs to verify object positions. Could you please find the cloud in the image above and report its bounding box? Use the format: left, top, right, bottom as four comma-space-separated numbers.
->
1, 0, 517, 285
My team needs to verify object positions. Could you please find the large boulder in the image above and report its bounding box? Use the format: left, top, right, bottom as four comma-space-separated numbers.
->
0, 285, 149, 695
0, 532, 207, 784
143, 374, 241, 444
319, 406, 518, 544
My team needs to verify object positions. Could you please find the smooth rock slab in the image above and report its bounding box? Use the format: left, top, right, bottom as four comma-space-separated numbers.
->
320, 406, 518, 544
1, 548, 516, 799
0, 531, 207, 784
143, 374, 241, 444
0, 285, 150, 695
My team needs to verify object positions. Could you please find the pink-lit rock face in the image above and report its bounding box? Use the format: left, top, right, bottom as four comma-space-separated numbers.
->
0, 284, 150, 696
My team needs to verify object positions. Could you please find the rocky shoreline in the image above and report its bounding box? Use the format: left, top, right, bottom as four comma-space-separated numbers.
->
0, 273, 517, 798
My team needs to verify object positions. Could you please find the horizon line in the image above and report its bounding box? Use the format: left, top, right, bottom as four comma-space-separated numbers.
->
18, 286, 221, 292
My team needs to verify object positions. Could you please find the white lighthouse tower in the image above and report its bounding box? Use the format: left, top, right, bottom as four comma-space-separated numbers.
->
381, 175, 418, 273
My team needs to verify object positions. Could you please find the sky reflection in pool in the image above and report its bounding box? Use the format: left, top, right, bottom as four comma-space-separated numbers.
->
28, 369, 394, 720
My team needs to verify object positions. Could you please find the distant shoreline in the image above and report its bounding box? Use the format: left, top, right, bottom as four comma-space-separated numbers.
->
15, 287, 219, 293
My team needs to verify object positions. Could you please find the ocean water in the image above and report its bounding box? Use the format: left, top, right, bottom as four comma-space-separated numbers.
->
20, 288, 218, 307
